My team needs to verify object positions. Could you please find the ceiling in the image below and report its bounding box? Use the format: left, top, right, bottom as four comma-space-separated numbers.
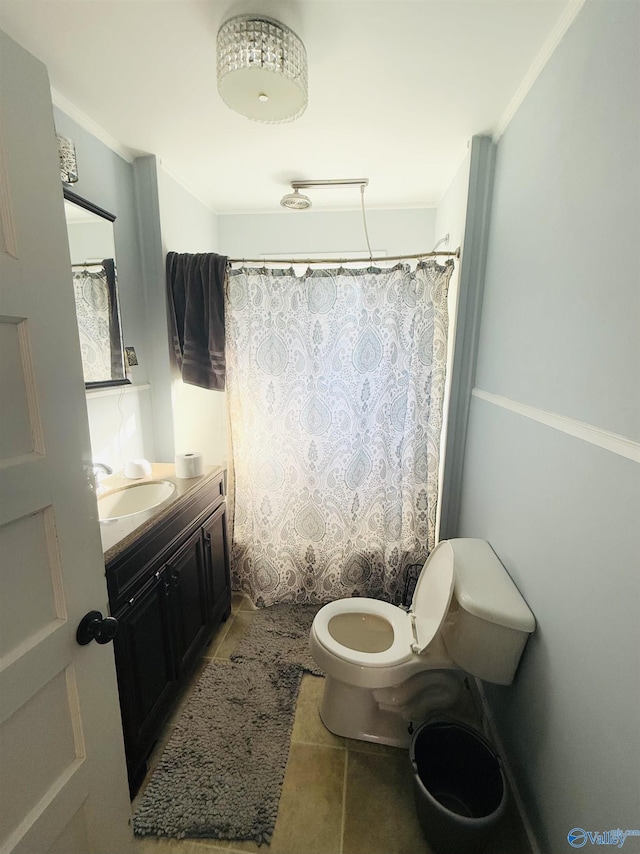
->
0, 0, 574, 213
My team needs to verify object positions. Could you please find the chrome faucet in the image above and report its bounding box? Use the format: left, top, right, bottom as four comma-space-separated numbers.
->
92, 462, 113, 495
93, 462, 113, 476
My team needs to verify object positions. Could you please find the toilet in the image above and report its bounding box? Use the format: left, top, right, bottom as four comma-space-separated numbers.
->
309, 538, 535, 747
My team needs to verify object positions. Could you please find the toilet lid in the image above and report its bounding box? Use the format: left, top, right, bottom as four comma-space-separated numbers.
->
409, 541, 455, 653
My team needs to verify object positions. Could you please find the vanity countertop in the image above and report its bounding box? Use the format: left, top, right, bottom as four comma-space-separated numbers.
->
99, 463, 222, 564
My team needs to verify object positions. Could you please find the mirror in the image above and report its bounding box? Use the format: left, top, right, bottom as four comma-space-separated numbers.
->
63, 188, 129, 388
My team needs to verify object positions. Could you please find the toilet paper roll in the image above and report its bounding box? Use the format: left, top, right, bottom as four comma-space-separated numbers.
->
175, 452, 204, 479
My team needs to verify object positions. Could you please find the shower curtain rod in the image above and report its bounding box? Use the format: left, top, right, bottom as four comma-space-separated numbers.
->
228, 248, 460, 266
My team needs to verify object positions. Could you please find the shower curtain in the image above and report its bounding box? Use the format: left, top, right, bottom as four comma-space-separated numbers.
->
225, 260, 453, 606
72, 259, 122, 383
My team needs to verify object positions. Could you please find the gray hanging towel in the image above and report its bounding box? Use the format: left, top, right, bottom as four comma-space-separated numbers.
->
166, 251, 228, 390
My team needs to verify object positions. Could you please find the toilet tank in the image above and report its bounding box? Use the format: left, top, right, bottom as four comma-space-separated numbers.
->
440, 539, 535, 685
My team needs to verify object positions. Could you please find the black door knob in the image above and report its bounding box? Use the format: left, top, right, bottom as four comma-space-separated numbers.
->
76, 610, 119, 646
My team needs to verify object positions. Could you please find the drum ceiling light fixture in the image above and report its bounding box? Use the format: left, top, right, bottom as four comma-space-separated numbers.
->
216, 14, 308, 123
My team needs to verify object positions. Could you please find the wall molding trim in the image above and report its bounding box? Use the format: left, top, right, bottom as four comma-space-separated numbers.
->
494, 0, 586, 140
472, 388, 640, 463
52, 89, 135, 164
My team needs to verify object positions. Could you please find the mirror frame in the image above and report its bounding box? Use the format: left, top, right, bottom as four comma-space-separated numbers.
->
64, 188, 130, 390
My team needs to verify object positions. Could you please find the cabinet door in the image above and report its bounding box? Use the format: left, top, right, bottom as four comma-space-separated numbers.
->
202, 501, 231, 622
113, 569, 176, 794
166, 527, 209, 675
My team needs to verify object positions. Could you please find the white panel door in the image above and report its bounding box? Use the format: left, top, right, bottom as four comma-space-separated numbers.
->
0, 31, 133, 854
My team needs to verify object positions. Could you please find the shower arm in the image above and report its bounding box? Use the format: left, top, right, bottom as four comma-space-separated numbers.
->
290, 179, 369, 190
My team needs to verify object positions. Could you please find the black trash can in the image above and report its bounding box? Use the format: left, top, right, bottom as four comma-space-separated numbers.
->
409, 719, 507, 854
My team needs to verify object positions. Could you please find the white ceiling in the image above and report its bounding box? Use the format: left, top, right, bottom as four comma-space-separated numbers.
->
0, 0, 574, 213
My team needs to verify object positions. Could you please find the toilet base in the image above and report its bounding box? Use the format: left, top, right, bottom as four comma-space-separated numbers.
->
319, 671, 465, 749
320, 676, 414, 747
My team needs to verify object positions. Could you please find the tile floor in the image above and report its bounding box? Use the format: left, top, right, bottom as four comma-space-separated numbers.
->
133, 595, 533, 854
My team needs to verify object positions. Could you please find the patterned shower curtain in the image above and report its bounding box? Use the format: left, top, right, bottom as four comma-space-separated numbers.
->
72, 259, 123, 383
225, 260, 453, 606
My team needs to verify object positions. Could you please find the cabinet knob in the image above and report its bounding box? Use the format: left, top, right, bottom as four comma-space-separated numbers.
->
76, 610, 119, 646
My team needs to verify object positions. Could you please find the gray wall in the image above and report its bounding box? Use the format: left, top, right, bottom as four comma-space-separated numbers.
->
456, 2, 640, 850
437, 137, 495, 541
131, 154, 176, 463
218, 207, 436, 259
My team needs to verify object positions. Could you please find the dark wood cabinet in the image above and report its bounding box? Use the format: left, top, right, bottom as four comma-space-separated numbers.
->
113, 568, 176, 778
167, 526, 210, 675
202, 501, 230, 623
107, 470, 230, 796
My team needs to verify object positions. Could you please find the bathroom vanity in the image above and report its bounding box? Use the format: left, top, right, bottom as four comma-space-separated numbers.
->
101, 465, 230, 796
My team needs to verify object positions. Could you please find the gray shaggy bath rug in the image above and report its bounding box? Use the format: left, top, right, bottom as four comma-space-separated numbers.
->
230, 603, 324, 676
133, 604, 323, 845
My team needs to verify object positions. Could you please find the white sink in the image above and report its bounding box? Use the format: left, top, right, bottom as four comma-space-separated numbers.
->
98, 480, 176, 521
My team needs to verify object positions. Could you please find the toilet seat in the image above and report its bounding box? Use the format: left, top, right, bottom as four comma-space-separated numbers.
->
313, 598, 414, 668
313, 542, 456, 670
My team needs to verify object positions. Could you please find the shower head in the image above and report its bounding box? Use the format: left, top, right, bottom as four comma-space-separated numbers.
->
280, 189, 312, 210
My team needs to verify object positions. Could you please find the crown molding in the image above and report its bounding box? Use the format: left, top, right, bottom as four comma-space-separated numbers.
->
51, 89, 135, 163
494, 0, 587, 141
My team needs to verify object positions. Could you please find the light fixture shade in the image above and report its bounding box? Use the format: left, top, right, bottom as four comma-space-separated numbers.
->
217, 15, 307, 123
57, 134, 78, 184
